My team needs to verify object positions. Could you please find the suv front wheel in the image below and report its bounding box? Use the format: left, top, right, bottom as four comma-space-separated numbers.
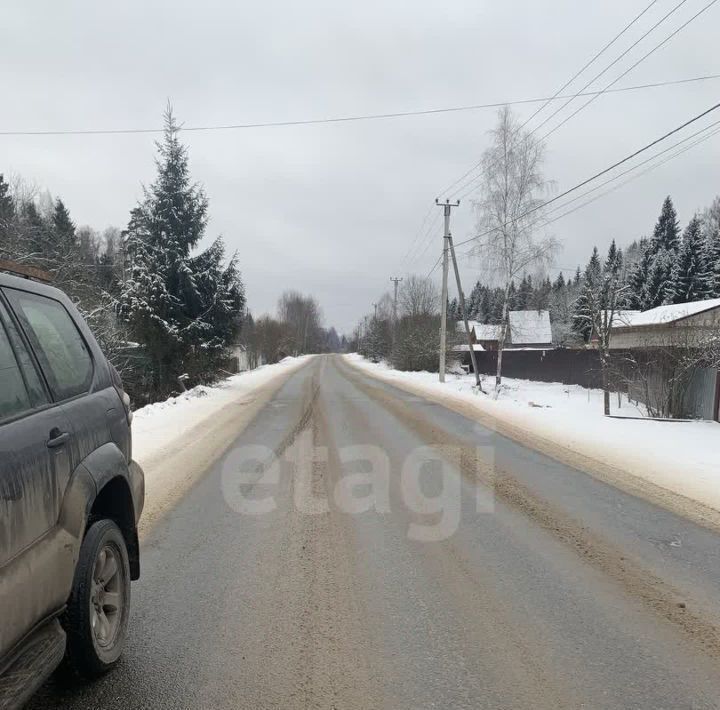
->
62, 519, 131, 677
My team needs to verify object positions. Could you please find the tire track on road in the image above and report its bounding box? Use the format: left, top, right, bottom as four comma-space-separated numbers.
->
340, 360, 720, 660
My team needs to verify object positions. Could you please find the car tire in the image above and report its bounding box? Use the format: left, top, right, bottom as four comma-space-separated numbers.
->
62, 519, 131, 678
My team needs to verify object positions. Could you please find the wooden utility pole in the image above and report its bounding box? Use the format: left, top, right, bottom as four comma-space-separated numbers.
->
436, 199, 459, 383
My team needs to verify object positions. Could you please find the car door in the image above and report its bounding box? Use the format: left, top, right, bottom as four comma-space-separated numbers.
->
0, 299, 74, 658
3, 287, 113, 481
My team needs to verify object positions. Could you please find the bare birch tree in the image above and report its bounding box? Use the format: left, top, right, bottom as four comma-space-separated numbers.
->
471, 106, 556, 394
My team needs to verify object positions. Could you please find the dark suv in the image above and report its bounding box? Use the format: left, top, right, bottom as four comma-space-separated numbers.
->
0, 265, 144, 708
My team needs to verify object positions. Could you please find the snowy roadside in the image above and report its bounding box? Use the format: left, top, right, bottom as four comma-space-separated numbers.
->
344, 354, 720, 514
132, 355, 315, 533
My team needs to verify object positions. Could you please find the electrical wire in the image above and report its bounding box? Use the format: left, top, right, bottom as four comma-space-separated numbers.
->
1, 74, 719, 137
460, 125, 720, 273
518, 0, 661, 131
451, 100, 720, 251
539, 0, 720, 142
430, 120, 720, 281
454, 121, 720, 267
529, 0, 692, 139
443, 0, 716, 202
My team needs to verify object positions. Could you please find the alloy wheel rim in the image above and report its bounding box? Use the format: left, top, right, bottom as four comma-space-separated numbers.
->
90, 544, 123, 649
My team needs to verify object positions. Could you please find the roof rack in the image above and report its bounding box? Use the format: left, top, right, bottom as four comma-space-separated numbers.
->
0, 259, 53, 283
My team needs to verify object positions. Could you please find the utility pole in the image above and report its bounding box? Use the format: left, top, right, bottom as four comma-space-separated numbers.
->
390, 277, 403, 323
448, 232, 483, 391
435, 199, 483, 390
436, 199, 459, 383
372, 302, 378, 319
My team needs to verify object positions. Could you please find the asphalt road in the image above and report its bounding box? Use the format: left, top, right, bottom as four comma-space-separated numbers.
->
31, 354, 720, 709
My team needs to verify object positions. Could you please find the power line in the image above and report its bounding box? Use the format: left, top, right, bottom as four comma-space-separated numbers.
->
539, 0, 720, 142
433, 116, 720, 281
452, 99, 719, 206
541, 117, 720, 216
451, 100, 720, 251
460, 122, 720, 267
443, 0, 707, 202
426, 253, 443, 279
454, 122, 720, 267
2, 73, 720, 138
436, 0, 685, 201
401, 204, 438, 265
529, 0, 692, 139
521, 0, 661, 130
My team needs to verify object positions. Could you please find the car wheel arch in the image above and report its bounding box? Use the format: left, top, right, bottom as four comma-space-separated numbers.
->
87, 476, 140, 581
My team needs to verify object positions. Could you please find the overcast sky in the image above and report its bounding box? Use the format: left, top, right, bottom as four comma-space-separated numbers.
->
2, 0, 718, 333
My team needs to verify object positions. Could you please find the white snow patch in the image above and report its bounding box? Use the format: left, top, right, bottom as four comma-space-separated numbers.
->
344, 353, 720, 512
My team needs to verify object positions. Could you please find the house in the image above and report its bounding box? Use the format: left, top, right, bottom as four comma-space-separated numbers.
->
454, 310, 552, 350
507, 310, 552, 348
589, 310, 641, 343
455, 321, 502, 350
609, 298, 720, 421
609, 298, 720, 349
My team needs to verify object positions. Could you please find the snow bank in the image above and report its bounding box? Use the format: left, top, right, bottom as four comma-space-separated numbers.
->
344, 354, 720, 513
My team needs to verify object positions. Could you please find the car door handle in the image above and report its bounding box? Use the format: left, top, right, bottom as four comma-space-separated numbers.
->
47, 429, 71, 449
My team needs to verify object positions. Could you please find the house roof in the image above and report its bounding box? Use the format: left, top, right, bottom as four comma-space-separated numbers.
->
455, 321, 502, 341
508, 310, 552, 344
611, 298, 720, 329
455, 320, 482, 333
473, 323, 504, 341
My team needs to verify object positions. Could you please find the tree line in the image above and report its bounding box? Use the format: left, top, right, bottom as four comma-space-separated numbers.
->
450, 193, 720, 348
0, 108, 334, 405
352, 275, 455, 371
240, 290, 343, 368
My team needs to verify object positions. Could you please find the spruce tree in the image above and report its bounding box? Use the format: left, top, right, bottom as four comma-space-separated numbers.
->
0, 174, 14, 227
466, 281, 483, 319
643, 248, 674, 308
704, 223, 720, 297
668, 216, 711, 303
0, 174, 15, 250
517, 274, 533, 309
119, 106, 245, 394
507, 281, 517, 311
651, 196, 680, 254
479, 288, 491, 322
627, 238, 652, 309
20, 201, 49, 260
52, 198, 76, 247
572, 247, 601, 341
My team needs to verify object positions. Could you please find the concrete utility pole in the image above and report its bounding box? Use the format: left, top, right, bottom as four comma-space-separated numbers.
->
436, 199, 459, 383
372, 302, 378, 319
448, 232, 483, 391
390, 277, 403, 323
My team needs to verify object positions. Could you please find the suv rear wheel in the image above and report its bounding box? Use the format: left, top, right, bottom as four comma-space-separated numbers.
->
62, 519, 131, 677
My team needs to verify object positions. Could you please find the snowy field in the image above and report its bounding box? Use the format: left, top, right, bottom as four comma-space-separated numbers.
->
345, 354, 720, 513
132, 355, 315, 532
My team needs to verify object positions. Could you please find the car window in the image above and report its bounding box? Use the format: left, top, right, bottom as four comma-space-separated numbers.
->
0, 319, 32, 420
5, 290, 93, 401
0, 301, 49, 409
